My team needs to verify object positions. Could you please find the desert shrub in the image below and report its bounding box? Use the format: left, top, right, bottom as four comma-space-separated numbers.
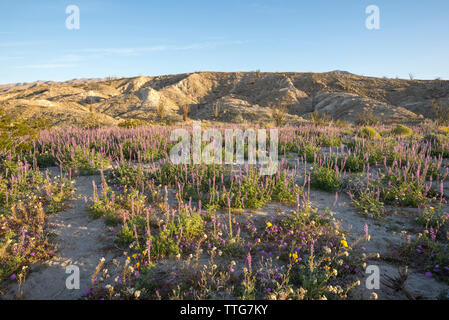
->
392, 124, 413, 137
118, 119, 149, 128
318, 136, 342, 147
351, 191, 385, 219
335, 119, 351, 129
180, 104, 190, 122
398, 230, 449, 283
355, 110, 379, 126
169, 212, 204, 241
156, 100, 167, 120
432, 99, 449, 125
27, 150, 57, 168
150, 230, 181, 259
271, 106, 287, 127
360, 126, 380, 139
298, 144, 321, 162
117, 225, 135, 245
221, 236, 246, 258
60, 146, 110, 175
340, 155, 365, 172
0, 108, 49, 156
46, 178, 75, 213
307, 111, 333, 126
272, 171, 303, 204
80, 106, 102, 129
415, 205, 449, 233
88, 197, 118, 222
424, 134, 449, 158
108, 162, 147, 188
310, 166, 341, 192
381, 178, 428, 208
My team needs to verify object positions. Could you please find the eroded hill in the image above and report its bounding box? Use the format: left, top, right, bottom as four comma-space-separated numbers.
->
1, 71, 448, 126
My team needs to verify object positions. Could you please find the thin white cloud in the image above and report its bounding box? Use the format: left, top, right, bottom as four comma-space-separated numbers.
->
0, 41, 39, 47
55, 54, 84, 63
10, 40, 245, 70
0, 55, 23, 61
79, 40, 245, 57
16, 63, 76, 69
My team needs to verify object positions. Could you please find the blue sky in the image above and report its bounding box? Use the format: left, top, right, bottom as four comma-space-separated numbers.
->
1, 0, 448, 84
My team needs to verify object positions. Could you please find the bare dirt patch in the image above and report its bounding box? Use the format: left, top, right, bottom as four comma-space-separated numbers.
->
4, 174, 121, 300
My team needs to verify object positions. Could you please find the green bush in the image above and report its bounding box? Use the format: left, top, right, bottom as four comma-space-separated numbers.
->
360, 126, 380, 139
351, 191, 385, 219
117, 225, 135, 245
118, 118, 149, 128
169, 212, 204, 241
150, 231, 181, 259
339, 155, 364, 172
392, 124, 413, 137
298, 144, 321, 162
310, 166, 341, 192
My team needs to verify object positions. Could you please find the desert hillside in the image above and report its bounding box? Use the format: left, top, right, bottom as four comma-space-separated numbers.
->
1, 71, 448, 126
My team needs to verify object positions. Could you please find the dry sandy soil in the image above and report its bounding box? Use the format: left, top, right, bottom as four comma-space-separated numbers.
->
3, 172, 121, 300
3, 160, 449, 300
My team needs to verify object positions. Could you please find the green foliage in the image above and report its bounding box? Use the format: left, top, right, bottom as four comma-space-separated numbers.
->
118, 119, 150, 128
169, 212, 204, 241
272, 171, 303, 203
310, 166, 341, 192
80, 106, 102, 129
351, 191, 385, 219
271, 106, 287, 127
355, 110, 379, 126
341, 155, 365, 172
0, 107, 50, 156
392, 124, 413, 137
432, 99, 449, 125
150, 230, 181, 259
117, 225, 135, 245
307, 111, 333, 126
298, 144, 321, 162
416, 205, 449, 232
61, 146, 110, 175
88, 198, 117, 221
381, 178, 428, 208
360, 126, 380, 139
318, 136, 342, 147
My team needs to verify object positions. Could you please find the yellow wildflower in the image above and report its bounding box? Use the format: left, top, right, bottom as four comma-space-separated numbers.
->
266, 222, 272, 227
289, 252, 299, 260
341, 240, 349, 248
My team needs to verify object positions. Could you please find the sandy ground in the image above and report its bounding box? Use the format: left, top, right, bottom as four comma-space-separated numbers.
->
4, 173, 121, 300
2, 163, 449, 300
309, 189, 449, 300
